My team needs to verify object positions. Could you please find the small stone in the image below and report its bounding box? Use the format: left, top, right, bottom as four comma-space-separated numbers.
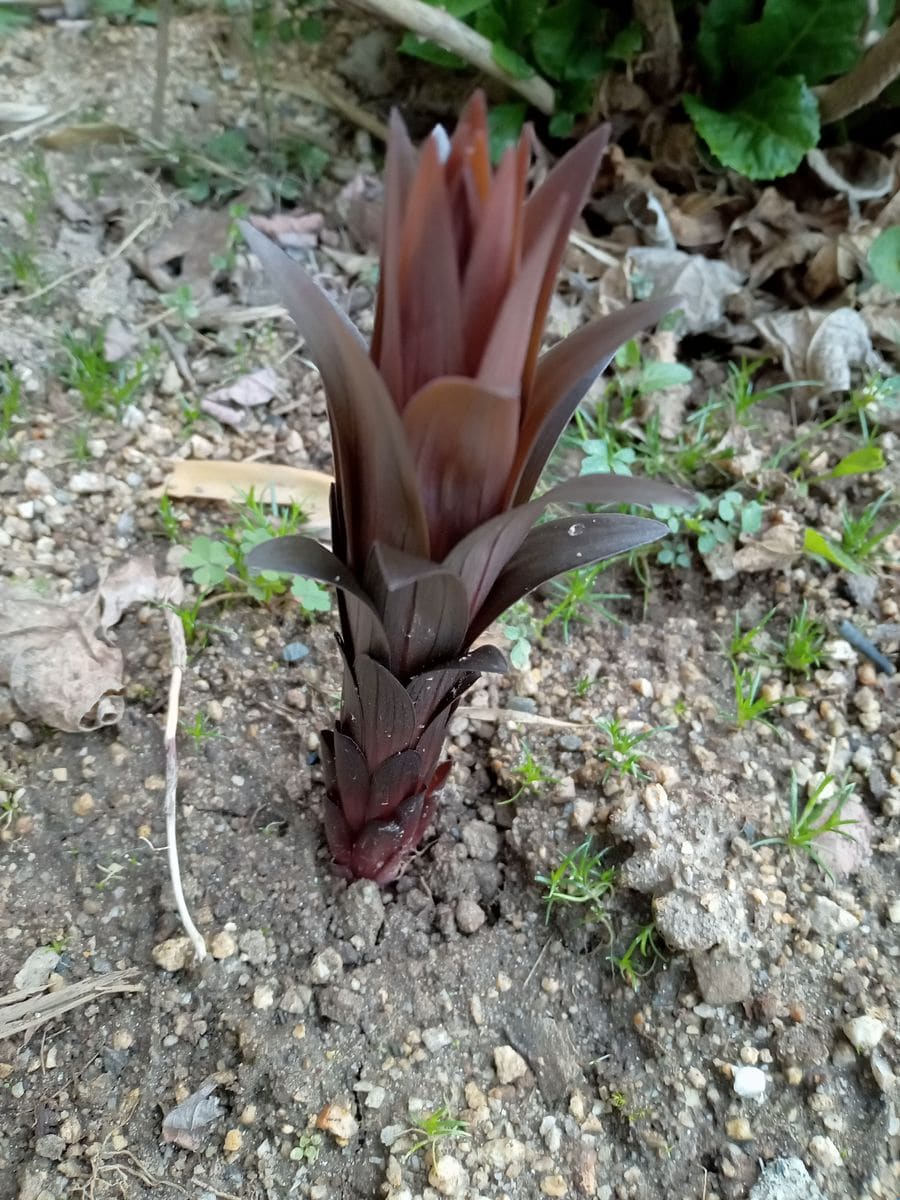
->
364, 1086, 386, 1110
749, 1157, 826, 1200
281, 641, 310, 663
309, 948, 343, 983
35, 1134, 66, 1160
279, 985, 312, 1014
494, 1044, 528, 1084
72, 792, 94, 816
808, 1135, 842, 1169
422, 1026, 451, 1053
429, 1153, 466, 1196
238, 929, 268, 965
732, 1065, 767, 1102
24, 467, 52, 495
455, 898, 486, 934
571, 798, 595, 830
239, 1104, 257, 1125
887, 899, 900, 923
10, 721, 33, 743
51, 767, 68, 782
316, 1103, 358, 1144
808, 895, 859, 938
13, 947, 60, 991
842, 1014, 885, 1053
691, 947, 752, 1004
461, 819, 499, 861
654, 887, 744, 953
335, 879, 385, 951
68, 470, 110, 494
541, 1176, 568, 1197
59, 1116, 83, 1144
209, 930, 237, 960
252, 983, 275, 1010
152, 937, 193, 972
725, 1117, 754, 1142
223, 1129, 242, 1153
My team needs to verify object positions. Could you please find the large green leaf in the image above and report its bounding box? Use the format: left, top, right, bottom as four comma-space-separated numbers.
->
696, 0, 756, 88
737, 0, 869, 86
869, 227, 900, 293
684, 77, 820, 180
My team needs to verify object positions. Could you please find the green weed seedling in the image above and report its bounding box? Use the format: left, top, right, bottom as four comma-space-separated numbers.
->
536, 838, 615, 928
0, 369, 24, 447
609, 922, 665, 990
729, 607, 777, 663
157, 495, 183, 543
542, 564, 628, 640
62, 330, 148, 418
782, 603, 826, 678
400, 1105, 468, 1164
289, 1131, 322, 1166
754, 771, 858, 881
182, 713, 220, 744
728, 664, 797, 730
498, 599, 540, 670
610, 1090, 651, 1124
839, 493, 898, 567
595, 717, 669, 781
504, 744, 559, 805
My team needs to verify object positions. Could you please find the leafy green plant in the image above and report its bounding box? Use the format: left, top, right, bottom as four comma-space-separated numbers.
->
61, 330, 149, 417
609, 922, 665, 990
754, 770, 859, 880
400, 1105, 468, 1164
181, 490, 330, 611
684, 0, 884, 179
782, 603, 826, 677
804, 492, 898, 574
158, 495, 183, 543
536, 838, 615, 927
399, 1, 640, 139
595, 716, 668, 780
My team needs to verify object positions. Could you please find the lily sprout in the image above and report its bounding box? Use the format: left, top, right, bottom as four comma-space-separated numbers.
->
243, 93, 690, 883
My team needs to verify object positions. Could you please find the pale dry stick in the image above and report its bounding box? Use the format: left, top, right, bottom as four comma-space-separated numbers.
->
816, 18, 900, 123
272, 76, 390, 143
161, 590, 208, 962
0, 971, 142, 1040
0, 102, 79, 146
347, 0, 555, 115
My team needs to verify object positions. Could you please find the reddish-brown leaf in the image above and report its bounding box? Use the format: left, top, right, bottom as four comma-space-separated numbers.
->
241, 223, 429, 566
470, 513, 668, 637
508, 295, 680, 504
402, 377, 519, 560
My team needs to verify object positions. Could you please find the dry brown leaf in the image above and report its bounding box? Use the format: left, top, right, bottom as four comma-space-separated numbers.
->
201, 367, 282, 428
627, 247, 745, 334
161, 1080, 222, 1152
732, 519, 802, 573
666, 193, 743, 249
0, 558, 181, 732
133, 208, 232, 297
753, 308, 881, 396
160, 460, 332, 529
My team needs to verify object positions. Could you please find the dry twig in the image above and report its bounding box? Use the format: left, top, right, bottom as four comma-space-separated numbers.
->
0, 971, 142, 1040
346, 0, 555, 114
817, 19, 900, 122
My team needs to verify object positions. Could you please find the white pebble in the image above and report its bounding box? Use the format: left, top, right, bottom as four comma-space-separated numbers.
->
732, 1065, 767, 1102
843, 1014, 885, 1053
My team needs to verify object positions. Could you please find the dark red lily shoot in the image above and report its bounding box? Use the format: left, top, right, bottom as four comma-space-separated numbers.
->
243, 93, 690, 883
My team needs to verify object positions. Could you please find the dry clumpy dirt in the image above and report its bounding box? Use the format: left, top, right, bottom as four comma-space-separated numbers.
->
1, 15, 899, 1200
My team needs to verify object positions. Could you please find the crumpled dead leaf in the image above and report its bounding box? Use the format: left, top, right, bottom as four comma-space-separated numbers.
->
626, 247, 745, 334
732, 519, 803, 573
132, 207, 232, 297
0, 558, 182, 732
162, 1079, 222, 1152
753, 308, 881, 396
201, 367, 282, 428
